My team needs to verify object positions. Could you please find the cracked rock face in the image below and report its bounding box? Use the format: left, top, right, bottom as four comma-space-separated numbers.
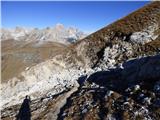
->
1, 1, 160, 120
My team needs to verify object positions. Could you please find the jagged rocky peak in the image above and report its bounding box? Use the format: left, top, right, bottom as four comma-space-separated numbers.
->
1, 23, 87, 44
58, 1, 160, 69
55, 23, 65, 30
1, 27, 32, 40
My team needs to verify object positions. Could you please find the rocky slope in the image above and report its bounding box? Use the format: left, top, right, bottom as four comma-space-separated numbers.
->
1, 1, 160, 120
58, 55, 160, 120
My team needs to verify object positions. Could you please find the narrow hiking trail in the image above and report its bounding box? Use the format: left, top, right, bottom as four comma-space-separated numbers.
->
1, 81, 80, 120
37, 81, 80, 120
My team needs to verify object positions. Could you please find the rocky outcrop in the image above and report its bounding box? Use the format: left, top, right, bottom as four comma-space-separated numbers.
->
58, 55, 160, 120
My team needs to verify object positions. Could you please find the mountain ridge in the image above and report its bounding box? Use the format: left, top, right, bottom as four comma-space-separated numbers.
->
1, 24, 87, 44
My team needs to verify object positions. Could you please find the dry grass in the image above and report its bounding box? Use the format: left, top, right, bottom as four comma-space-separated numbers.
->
75, 1, 160, 46
88, 1, 160, 39
1, 40, 67, 82
145, 37, 160, 49
134, 34, 160, 56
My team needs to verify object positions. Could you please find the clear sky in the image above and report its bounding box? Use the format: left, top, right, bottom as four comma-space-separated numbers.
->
2, 1, 150, 33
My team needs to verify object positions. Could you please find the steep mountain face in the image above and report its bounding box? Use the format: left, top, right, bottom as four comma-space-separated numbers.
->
1, 2, 160, 120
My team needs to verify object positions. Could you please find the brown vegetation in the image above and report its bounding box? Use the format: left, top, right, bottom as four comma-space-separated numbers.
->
1, 40, 67, 82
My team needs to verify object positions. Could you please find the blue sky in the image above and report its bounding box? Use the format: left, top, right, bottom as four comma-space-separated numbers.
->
2, 1, 149, 33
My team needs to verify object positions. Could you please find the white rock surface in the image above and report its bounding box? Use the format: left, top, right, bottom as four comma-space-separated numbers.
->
99, 41, 133, 69
130, 24, 158, 44
0, 58, 86, 109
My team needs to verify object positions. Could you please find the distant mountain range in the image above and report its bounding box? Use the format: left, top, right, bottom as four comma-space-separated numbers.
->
1, 23, 87, 44
1, 24, 87, 81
